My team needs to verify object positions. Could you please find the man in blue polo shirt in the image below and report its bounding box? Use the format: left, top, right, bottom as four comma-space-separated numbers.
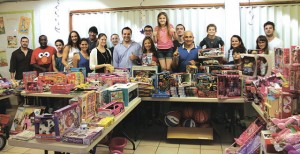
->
172, 31, 199, 72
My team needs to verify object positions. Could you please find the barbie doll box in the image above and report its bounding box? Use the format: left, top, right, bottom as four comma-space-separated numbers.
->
54, 103, 81, 141
78, 91, 97, 121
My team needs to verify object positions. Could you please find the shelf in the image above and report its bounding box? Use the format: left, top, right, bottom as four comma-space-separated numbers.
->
251, 102, 268, 122
141, 97, 245, 103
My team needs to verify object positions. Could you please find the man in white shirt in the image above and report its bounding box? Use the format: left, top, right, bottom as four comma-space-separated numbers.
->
264, 21, 283, 50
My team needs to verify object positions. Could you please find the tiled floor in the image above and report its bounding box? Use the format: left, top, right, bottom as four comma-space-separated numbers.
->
1, 105, 248, 154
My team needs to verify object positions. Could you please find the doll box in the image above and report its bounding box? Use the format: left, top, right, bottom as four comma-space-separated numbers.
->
62, 126, 104, 145
277, 92, 293, 119
78, 91, 97, 121
24, 81, 43, 93
34, 114, 56, 140
241, 54, 257, 77
257, 54, 272, 77
113, 83, 138, 106
10, 106, 45, 134
217, 75, 242, 99
53, 103, 81, 141
131, 66, 158, 78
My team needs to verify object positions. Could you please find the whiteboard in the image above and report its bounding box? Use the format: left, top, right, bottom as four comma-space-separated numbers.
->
0, 10, 34, 79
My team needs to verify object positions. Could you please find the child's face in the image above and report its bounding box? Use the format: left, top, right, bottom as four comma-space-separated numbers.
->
258, 41, 266, 49
207, 26, 216, 36
144, 39, 151, 51
158, 15, 167, 26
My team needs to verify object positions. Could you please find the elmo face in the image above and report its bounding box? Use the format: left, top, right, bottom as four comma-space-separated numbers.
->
38, 52, 50, 64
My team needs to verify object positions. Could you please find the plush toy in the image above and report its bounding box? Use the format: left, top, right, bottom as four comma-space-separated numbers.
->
285, 143, 300, 154
271, 115, 300, 129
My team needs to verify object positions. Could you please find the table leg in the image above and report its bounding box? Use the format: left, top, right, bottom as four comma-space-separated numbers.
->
44, 150, 48, 154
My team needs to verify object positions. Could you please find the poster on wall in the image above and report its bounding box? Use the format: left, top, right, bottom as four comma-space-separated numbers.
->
0, 50, 8, 67
0, 17, 5, 34
18, 16, 31, 35
7, 36, 17, 48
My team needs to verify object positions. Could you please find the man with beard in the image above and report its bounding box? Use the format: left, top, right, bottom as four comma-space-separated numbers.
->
172, 31, 199, 72
10, 37, 33, 80
264, 21, 283, 50
30, 35, 56, 73
113, 27, 142, 68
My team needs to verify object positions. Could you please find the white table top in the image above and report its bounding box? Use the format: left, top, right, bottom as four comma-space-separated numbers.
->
20, 91, 83, 98
0, 94, 12, 101
8, 97, 141, 154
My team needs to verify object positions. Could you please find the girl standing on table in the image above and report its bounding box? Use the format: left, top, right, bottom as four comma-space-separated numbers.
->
89, 33, 113, 73
52, 39, 65, 72
73, 38, 92, 74
153, 12, 177, 72
62, 31, 80, 71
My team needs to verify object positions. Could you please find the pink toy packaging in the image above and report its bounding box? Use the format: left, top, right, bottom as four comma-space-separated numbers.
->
241, 54, 257, 77
54, 103, 81, 141
67, 72, 84, 86
78, 91, 96, 121
277, 92, 294, 119
291, 46, 300, 66
22, 71, 37, 84
98, 101, 125, 118
34, 114, 56, 140
217, 75, 242, 98
257, 54, 272, 77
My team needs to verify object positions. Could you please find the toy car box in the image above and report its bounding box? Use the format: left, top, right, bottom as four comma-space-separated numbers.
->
54, 103, 81, 141
198, 48, 223, 58
34, 114, 56, 140
62, 126, 104, 145
98, 101, 125, 118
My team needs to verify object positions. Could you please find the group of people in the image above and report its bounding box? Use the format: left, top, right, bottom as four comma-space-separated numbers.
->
9, 11, 283, 81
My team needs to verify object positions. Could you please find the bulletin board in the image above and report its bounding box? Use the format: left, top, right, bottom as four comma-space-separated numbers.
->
0, 10, 34, 79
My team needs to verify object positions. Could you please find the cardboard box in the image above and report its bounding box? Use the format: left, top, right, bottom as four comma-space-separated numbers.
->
260, 130, 277, 154
167, 127, 213, 140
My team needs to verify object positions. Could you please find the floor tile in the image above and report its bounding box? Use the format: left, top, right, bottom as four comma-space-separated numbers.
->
201, 144, 222, 150
159, 139, 180, 148
201, 149, 223, 154
133, 145, 157, 154
124, 138, 141, 149
178, 148, 201, 154
139, 139, 160, 146
179, 140, 201, 149
1, 144, 14, 151
96, 146, 110, 154
156, 147, 178, 154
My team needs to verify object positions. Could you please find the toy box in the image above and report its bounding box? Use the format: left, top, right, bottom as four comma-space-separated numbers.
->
196, 74, 217, 98
217, 75, 242, 98
54, 103, 81, 141
291, 46, 300, 66
24, 81, 43, 93
70, 67, 87, 79
62, 126, 104, 145
257, 54, 272, 77
23, 71, 37, 84
247, 49, 263, 54
170, 73, 192, 87
288, 65, 300, 92
113, 83, 138, 106
131, 66, 158, 78
260, 130, 277, 154
78, 91, 97, 121
241, 54, 257, 77
98, 101, 125, 118
50, 84, 74, 94
38, 72, 67, 85
10, 106, 45, 134
106, 86, 124, 103
34, 114, 56, 140
141, 53, 153, 66
277, 92, 293, 119
198, 48, 223, 58
67, 72, 84, 86
152, 72, 171, 98
274, 48, 288, 71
